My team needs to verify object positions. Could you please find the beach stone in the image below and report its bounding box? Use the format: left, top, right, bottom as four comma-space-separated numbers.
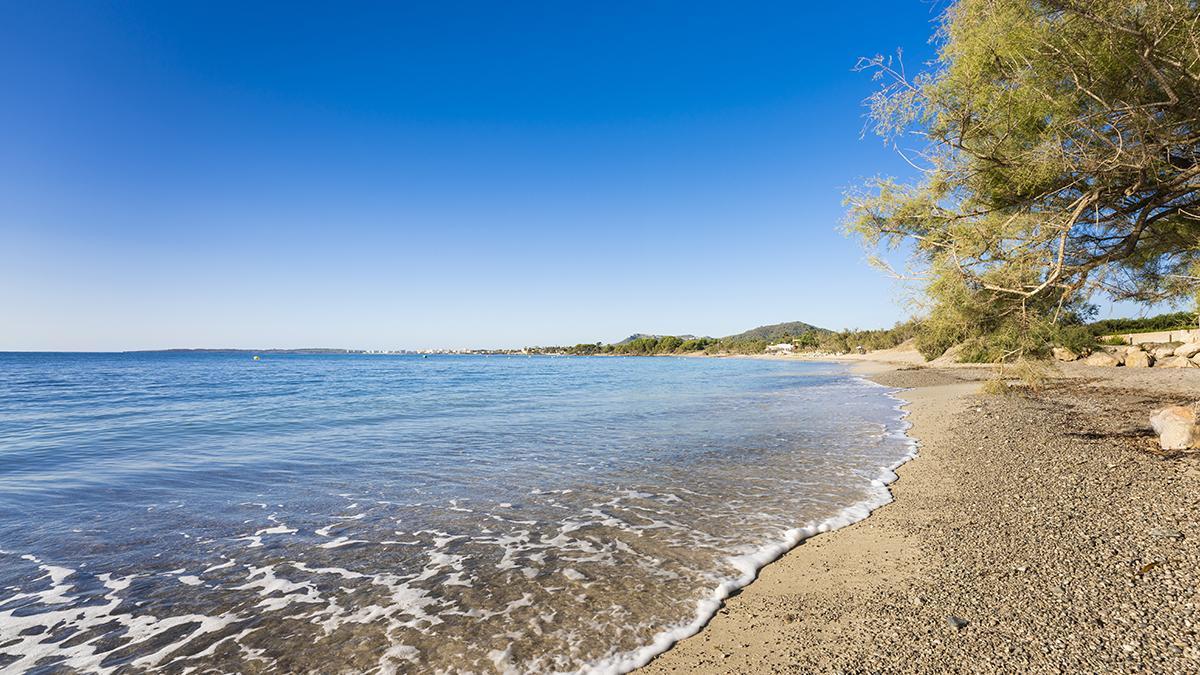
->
946, 615, 969, 631
1052, 347, 1079, 362
1125, 350, 1154, 368
1149, 406, 1198, 450
1157, 356, 1199, 369
1084, 352, 1122, 367
1173, 343, 1200, 358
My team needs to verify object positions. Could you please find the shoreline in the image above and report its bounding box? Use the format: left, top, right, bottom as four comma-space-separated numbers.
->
593, 358, 923, 673
640, 353, 1200, 672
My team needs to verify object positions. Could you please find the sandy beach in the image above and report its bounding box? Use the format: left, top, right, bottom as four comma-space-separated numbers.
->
642, 352, 1200, 672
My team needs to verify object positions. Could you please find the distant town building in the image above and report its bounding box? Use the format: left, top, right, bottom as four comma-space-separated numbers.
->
765, 343, 795, 354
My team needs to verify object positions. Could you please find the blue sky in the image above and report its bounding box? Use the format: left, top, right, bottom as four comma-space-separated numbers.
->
1, 2, 1024, 350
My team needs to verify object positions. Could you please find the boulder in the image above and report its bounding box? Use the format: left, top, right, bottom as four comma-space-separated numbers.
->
1052, 347, 1079, 362
1084, 351, 1123, 367
1152, 346, 1178, 360
1150, 406, 1198, 450
1173, 342, 1200, 358
1157, 356, 1199, 369
1125, 350, 1154, 368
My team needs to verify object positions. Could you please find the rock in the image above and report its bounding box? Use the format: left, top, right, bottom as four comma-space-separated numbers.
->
946, 615, 969, 630
1173, 342, 1200, 358
1157, 356, 1199, 369
1125, 350, 1154, 368
1052, 347, 1079, 362
1149, 406, 1198, 450
1084, 351, 1123, 367
1152, 346, 1178, 359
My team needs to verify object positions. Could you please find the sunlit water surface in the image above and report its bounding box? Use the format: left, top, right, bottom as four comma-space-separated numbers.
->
0, 353, 911, 673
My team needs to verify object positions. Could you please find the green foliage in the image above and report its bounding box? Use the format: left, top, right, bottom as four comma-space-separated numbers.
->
679, 337, 718, 352
704, 337, 768, 355
919, 298, 1097, 362
847, 0, 1200, 360
1052, 324, 1098, 354
538, 335, 721, 356
813, 320, 923, 354
655, 335, 684, 353
1087, 311, 1199, 336
623, 337, 659, 354
529, 319, 913, 358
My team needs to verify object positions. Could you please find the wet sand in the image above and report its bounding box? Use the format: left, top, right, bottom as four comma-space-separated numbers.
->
641, 354, 1200, 673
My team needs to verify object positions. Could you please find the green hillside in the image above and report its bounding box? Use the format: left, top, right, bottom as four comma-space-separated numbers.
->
723, 321, 829, 342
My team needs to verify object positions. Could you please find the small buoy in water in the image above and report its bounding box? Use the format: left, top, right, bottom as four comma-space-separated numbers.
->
422, 354, 428, 359
252, 355, 261, 361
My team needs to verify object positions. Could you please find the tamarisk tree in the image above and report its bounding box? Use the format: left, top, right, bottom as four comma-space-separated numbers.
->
847, 0, 1200, 359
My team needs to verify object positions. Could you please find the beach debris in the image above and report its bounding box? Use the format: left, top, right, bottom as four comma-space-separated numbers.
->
1149, 405, 1198, 450
1052, 347, 1079, 362
1125, 350, 1154, 368
946, 615, 969, 631
1084, 351, 1123, 367
1172, 342, 1200, 359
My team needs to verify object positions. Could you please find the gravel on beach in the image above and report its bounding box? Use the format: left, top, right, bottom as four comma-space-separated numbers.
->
641, 366, 1200, 674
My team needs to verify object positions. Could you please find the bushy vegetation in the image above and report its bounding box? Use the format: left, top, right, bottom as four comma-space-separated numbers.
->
1087, 312, 1199, 336
529, 308, 1197, 362
846, 0, 1200, 362
526, 336, 722, 356
819, 320, 921, 353
525, 320, 922, 357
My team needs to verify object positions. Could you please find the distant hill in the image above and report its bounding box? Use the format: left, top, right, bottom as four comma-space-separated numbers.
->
612, 321, 828, 346
615, 333, 698, 345
723, 321, 829, 342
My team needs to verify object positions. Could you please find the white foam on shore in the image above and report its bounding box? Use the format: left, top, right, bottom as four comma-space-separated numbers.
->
0, 557, 243, 674
577, 377, 918, 674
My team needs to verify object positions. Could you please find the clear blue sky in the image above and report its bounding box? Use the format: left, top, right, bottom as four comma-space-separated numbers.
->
5, 2, 978, 350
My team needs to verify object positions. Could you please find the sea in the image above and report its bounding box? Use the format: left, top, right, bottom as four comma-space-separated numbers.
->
0, 352, 913, 674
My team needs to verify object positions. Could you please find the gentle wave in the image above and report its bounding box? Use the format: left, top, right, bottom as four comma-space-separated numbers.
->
0, 353, 913, 673
584, 380, 916, 674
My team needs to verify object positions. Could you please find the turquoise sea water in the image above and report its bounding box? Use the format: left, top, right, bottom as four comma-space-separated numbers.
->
0, 353, 911, 673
